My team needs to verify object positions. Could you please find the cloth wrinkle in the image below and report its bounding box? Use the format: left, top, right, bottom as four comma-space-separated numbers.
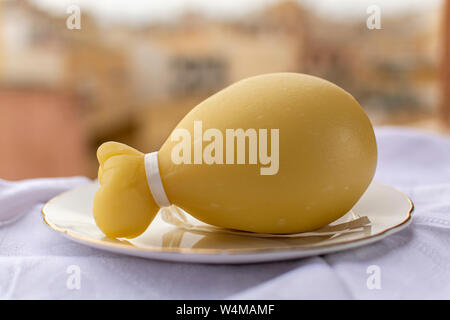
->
0, 127, 449, 299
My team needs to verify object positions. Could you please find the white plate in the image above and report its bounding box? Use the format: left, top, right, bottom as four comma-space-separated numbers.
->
42, 182, 413, 264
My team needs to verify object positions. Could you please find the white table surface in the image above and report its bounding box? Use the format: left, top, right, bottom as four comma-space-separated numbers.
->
1, 127, 449, 299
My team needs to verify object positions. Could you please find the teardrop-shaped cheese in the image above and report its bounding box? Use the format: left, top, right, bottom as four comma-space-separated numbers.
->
94, 73, 377, 238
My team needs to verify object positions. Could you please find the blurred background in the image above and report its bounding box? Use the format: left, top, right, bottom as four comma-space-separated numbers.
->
0, 0, 449, 180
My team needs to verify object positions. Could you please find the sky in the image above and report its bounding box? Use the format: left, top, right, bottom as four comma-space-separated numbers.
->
30, 0, 442, 24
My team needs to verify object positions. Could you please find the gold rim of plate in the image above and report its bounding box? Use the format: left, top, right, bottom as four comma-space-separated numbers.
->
41, 183, 414, 255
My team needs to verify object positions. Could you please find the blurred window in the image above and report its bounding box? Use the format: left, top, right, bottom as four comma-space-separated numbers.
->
170, 56, 227, 96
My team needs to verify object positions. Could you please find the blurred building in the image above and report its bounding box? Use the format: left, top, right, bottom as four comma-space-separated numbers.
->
64, 20, 138, 171
0, 89, 86, 179
132, 2, 308, 150
354, 12, 440, 125
0, 0, 87, 179
0, 0, 445, 179
0, 0, 66, 86
442, 0, 450, 126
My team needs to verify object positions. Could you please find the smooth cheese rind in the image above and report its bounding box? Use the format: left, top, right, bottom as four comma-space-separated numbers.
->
159, 73, 377, 234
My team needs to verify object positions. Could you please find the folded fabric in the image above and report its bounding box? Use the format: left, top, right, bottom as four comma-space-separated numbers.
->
0, 127, 449, 299
0, 177, 91, 226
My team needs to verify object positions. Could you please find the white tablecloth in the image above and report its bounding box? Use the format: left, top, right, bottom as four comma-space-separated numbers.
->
1, 127, 449, 299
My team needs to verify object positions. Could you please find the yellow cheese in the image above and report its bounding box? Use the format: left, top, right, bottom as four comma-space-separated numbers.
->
94, 73, 377, 238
